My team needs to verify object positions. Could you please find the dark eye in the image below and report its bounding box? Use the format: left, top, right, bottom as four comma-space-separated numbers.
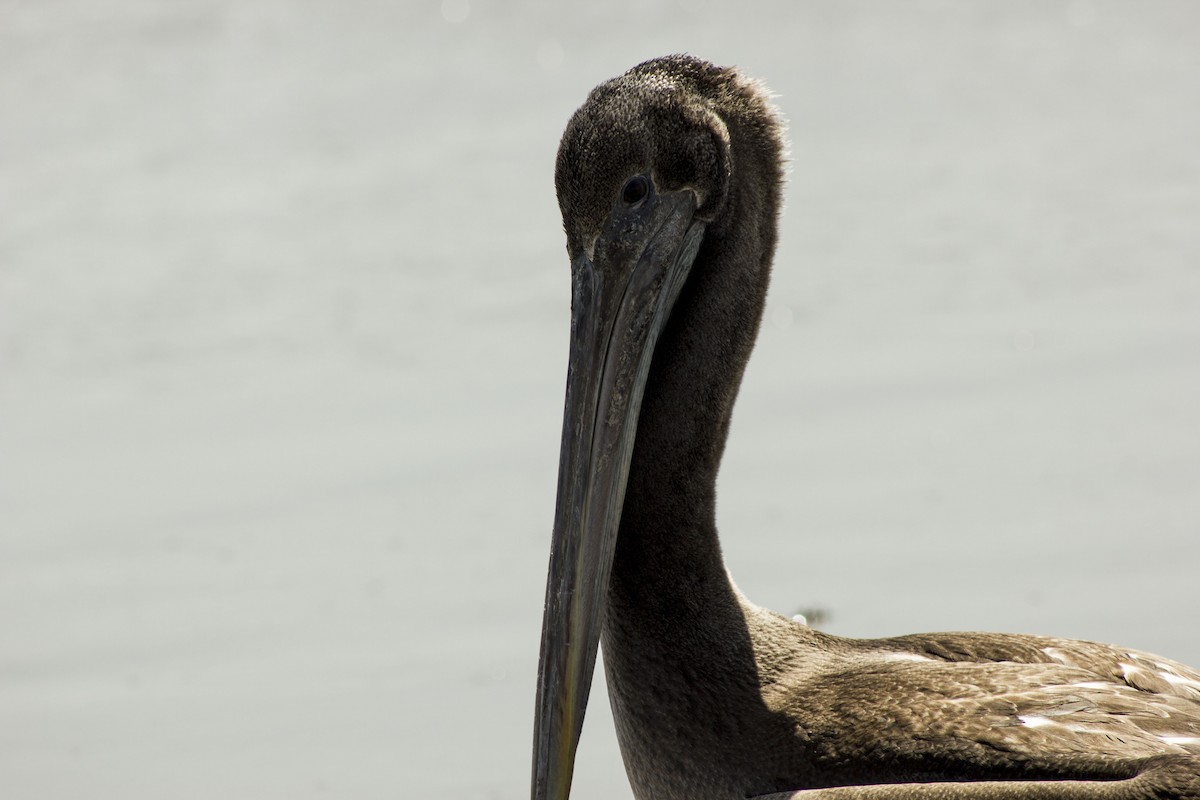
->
621, 176, 649, 207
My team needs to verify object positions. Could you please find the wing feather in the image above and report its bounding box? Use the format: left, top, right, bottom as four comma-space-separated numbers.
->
772, 629, 1200, 781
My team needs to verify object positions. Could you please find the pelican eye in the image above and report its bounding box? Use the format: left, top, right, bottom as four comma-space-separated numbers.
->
621, 176, 649, 207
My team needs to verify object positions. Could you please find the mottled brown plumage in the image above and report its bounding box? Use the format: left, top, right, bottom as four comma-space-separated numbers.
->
533, 55, 1200, 800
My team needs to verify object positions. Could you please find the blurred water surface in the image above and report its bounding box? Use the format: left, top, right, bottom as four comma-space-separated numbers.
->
2, 1, 1199, 798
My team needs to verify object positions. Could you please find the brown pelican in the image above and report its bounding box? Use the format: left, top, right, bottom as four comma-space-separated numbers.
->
532, 55, 1200, 800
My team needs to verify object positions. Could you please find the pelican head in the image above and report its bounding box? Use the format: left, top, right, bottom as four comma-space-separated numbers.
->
531, 55, 783, 800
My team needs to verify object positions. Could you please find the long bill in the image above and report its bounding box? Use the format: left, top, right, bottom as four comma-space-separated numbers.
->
532, 188, 706, 800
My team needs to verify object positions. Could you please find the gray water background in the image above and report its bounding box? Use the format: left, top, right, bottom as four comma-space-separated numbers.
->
2, 1, 1199, 798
